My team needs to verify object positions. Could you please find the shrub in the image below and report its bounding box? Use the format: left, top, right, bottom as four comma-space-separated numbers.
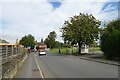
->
100, 19, 120, 60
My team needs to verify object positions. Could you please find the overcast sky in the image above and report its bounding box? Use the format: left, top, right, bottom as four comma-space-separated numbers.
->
0, 0, 119, 43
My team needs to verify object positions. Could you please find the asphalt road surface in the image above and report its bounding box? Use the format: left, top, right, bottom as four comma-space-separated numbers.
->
15, 52, 118, 78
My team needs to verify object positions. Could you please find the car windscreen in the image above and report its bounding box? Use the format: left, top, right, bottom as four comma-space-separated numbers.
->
40, 50, 45, 52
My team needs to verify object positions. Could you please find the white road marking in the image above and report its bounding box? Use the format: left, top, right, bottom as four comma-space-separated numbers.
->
34, 56, 45, 78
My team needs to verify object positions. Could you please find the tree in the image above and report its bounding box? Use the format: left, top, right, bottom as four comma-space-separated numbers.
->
61, 13, 101, 54
0, 39, 9, 43
53, 41, 64, 48
54, 41, 60, 48
44, 38, 50, 48
100, 19, 120, 60
90, 41, 98, 47
44, 31, 57, 49
41, 38, 43, 43
19, 34, 36, 49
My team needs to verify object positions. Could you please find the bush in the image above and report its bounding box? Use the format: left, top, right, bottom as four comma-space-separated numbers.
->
100, 19, 120, 60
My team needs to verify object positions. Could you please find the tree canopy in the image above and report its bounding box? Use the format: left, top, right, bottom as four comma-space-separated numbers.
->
61, 13, 101, 54
19, 34, 36, 49
44, 31, 57, 49
0, 39, 9, 43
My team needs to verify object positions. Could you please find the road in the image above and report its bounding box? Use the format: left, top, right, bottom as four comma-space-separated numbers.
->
15, 52, 118, 78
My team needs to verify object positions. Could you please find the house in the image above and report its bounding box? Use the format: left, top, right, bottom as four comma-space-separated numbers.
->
81, 44, 89, 53
35, 42, 47, 51
73, 43, 89, 53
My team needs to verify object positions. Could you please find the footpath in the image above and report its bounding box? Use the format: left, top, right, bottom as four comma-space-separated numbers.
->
68, 53, 120, 66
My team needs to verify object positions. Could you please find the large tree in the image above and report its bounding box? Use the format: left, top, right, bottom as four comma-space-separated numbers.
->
61, 13, 101, 54
44, 31, 57, 49
19, 34, 36, 49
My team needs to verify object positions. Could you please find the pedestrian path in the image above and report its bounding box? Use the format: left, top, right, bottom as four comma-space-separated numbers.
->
67, 54, 120, 66
14, 53, 41, 78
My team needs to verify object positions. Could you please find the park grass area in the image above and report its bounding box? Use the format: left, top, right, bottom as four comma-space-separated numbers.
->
48, 47, 78, 55
49, 47, 102, 55
48, 48, 60, 54
88, 47, 101, 52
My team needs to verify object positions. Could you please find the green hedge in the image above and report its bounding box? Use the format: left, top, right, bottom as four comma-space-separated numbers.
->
100, 19, 120, 60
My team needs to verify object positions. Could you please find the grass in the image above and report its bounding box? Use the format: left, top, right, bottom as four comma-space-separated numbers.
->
89, 47, 101, 52
48, 47, 78, 55
48, 48, 60, 54
48, 47, 102, 56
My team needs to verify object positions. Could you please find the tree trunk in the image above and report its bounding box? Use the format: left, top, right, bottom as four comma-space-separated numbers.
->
78, 41, 82, 55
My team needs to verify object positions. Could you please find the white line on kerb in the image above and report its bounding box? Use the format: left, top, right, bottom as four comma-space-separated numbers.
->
34, 56, 44, 78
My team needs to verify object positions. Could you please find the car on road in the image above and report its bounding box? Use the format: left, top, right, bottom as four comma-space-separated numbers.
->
39, 50, 46, 55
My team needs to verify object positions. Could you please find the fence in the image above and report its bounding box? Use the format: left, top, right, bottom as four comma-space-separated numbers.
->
0, 43, 28, 79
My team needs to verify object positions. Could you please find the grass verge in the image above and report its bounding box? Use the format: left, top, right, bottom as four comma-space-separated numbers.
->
48, 47, 78, 55
89, 47, 101, 52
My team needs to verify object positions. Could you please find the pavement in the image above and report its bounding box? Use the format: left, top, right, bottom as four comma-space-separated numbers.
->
67, 53, 120, 66
14, 52, 118, 78
15, 53, 42, 78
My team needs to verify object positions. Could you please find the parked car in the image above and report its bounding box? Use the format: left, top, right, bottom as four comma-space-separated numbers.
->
39, 50, 46, 55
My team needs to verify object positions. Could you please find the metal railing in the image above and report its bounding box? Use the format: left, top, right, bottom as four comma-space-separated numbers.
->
0, 43, 28, 79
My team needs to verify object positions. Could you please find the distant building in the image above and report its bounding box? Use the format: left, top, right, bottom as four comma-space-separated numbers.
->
35, 42, 47, 51
73, 43, 89, 53
81, 44, 89, 53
